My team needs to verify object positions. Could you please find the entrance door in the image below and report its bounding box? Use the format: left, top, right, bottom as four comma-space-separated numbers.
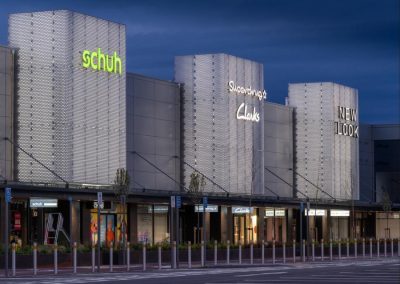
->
233, 215, 246, 244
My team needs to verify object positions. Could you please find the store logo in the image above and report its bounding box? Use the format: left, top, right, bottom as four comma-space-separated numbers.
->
236, 102, 260, 122
228, 81, 267, 101
82, 48, 122, 75
334, 106, 358, 138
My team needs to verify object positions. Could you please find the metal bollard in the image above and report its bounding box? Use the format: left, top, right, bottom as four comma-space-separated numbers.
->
354, 239, 357, 259
302, 240, 306, 262
227, 240, 230, 265
346, 239, 349, 258
201, 241, 205, 267
338, 239, 342, 260
370, 238, 373, 258
12, 243, 16, 277
391, 239, 394, 257
54, 244, 58, 275
33, 242, 38, 276
362, 238, 365, 258
272, 240, 276, 264
329, 239, 333, 261
377, 239, 380, 258
110, 242, 113, 272
262, 240, 265, 264
214, 240, 218, 265
172, 241, 177, 269
91, 243, 95, 273
73, 242, 77, 274
158, 243, 162, 270
293, 240, 296, 263
397, 238, 400, 257
188, 241, 192, 269
127, 242, 130, 272
384, 239, 387, 257
142, 244, 146, 271
283, 241, 286, 264
239, 241, 242, 265
312, 240, 315, 261
321, 239, 324, 261
250, 242, 254, 264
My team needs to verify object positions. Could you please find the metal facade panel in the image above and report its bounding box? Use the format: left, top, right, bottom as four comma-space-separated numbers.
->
9, 10, 126, 184
0, 46, 14, 181
263, 103, 294, 198
288, 82, 359, 200
126, 73, 180, 191
175, 54, 264, 195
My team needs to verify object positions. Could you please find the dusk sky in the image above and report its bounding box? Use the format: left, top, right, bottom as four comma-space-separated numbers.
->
0, 0, 398, 124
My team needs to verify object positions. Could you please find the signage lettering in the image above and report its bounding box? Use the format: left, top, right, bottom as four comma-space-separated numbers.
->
265, 209, 285, 217
304, 209, 325, 216
232, 206, 252, 214
82, 48, 122, 75
228, 81, 267, 101
236, 102, 260, 122
195, 205, 219, 213
330, 210, 350, 217
334, 106, 358, 138
30, 198, 58, 208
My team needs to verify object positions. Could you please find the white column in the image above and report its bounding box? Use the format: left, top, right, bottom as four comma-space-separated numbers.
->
143, 244, 147, 271
293, 240, 296, 263
188, 241, 192, 268
127, 242, 130, 271
227, 240, 230, 265
33, 242, 38, 276
272, 240, 276, 264
321, 239, 324, 261
73, 242, 77, 274
214, 240, 218, 265
158, 243, 162, 270
239, 241, 242, 265
110, 242, 113, 272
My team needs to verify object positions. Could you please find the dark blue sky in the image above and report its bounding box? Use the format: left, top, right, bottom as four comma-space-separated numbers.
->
0, 0, 399, 124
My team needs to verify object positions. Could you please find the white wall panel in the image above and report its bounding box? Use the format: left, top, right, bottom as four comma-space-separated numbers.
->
9, 10, 126, 184
288, 82, 359, 200
175, 54, 264, 195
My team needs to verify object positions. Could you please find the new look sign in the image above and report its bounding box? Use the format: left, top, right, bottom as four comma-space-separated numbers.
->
82, 48, 122, 75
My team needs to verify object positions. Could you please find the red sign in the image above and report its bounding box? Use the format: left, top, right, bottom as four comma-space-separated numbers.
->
14, 212, 21, 231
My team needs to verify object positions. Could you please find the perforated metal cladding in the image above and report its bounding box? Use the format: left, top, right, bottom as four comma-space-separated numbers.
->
9, 10, 126, 184
175, 54, 264, 195
288, 82, 359, 200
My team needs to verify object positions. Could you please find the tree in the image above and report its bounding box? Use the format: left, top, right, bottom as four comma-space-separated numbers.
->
188, 170, 206, 243
382, 187, 392, 239
113, 168, 130, 262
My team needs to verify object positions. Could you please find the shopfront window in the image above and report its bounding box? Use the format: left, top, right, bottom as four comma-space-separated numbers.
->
137, 204, 169, 245
264, 208, 287, 242
10, 201, 26, 246
232, 207, 257, 244
90, 202, 127, 247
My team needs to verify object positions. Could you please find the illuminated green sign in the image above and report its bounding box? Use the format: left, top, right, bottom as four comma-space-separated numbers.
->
82, 48, 122, 75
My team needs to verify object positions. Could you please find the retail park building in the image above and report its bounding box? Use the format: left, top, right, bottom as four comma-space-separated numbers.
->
0, 10, 399, 247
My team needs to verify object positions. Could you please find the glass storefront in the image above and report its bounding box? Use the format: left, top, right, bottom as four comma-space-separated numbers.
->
10, 201, 26, 246
232, 207, 257, 244
264, 208, 286, 242
90, 202, 127, 247
330, 209, 349, 240
137, 204, 169, 244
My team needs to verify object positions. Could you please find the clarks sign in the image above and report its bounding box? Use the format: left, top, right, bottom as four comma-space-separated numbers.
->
228, 81, 265, 123
334, 106, 358, 138
82, 48, 122, 75
236, 102, 260, 122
